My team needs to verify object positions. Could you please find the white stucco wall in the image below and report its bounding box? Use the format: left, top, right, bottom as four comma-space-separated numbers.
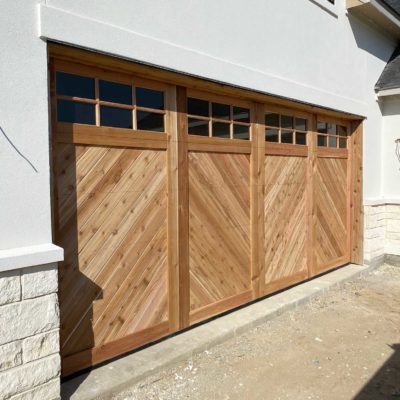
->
382, 96, 400, 199
0, 0, 398, 257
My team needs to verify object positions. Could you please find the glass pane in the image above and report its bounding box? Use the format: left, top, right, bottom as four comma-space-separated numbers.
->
212, 122, 230, 138
188, 98, 209, 117
265, 112, 279, 127
281, 115, 293, 129
188, 118, 209, 136
296, 132, 307, 145
233, 125, 249, 140
56, 72, 95, 99
99, 80, 132, 105
337, 125, 347, 136
328, 136, 337, 148
281, 130, 293, 144
327, 123, 336, 135
339, 137, 347, 148
295, 118, 307, 131
136, 87, 164, 110
233, 106, 250, 123
318, 135, 327, 147
212, 103, 230, 120
100, 106, 132, 129
317, 122, 327, 133
57, 100, 95, 124
265, 128, 279, 142
137, 111, 164, 131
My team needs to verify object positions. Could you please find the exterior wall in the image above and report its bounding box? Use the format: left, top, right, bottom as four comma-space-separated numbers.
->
0, 264, 60, 400
364, 204, 400, 266
381, 96, 400, 200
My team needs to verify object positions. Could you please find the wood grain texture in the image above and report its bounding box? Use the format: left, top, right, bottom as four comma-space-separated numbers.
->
56, 145, 168, 366
264, 156, 308, 289
188, 152, 251, 313
313, 157, 349, 274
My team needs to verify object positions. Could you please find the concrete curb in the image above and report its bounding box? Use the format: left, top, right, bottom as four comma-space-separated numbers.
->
62, 263, 378, 400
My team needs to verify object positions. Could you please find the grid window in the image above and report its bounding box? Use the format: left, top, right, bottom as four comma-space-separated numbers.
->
265, 112, 307, 145
55, 72, 166, 132
187, 97, 251, 140
317, 122, 348, 149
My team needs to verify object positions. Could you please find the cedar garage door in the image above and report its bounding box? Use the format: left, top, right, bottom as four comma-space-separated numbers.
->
50, 46, 363, 376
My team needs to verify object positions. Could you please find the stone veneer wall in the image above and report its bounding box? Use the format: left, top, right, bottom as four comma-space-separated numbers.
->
0, 263, 60, 400
364, 203, 400, 267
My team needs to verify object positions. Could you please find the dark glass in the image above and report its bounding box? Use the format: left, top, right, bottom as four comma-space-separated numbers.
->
188, 118, 209, 136
136, 87, 164, 109
212, 122, 230, 138
265, 112, 279, 127
137, 111, 164, 131
99, 80, 132, 105
327, 123, 336, 135
337, 125, 347, 136
317, 122, 327, 133
212, 103, 230, 120
233, 107, 250, 123
328, 136, 337, 148
281, 130, 293, 144
318, 135, 327, 147
295, 118, 307, 131
100, 106, 132, 129
281, 115, 293, 129
296, 132, 307, 145
265, 128, 279, 142
57, 100, 95, 124
233, 125, 249, 140
188, 98, 209, 117
56, 72, 95, 99
339, 137, 347, 148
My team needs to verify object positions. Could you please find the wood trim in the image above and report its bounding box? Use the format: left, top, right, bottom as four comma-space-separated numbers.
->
316, 147, 348, 159
265, 142, 308, 157
187, 136, 252, 154
61, 321, 170, 377
187, 88, 253, 109
250, 103, 266, 299
189, 291, 253, 325
49, 43, 364, 121
307, 115, 317, 278
350, 120, 364, 264
55, 123, 168, 150
313, 257, 349, 276
263, 270, 309, 296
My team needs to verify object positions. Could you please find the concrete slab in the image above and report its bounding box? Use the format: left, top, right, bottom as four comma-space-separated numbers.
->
62, 263, 377, 400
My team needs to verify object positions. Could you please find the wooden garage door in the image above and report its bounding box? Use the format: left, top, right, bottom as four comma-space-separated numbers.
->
50, 47, 363, 377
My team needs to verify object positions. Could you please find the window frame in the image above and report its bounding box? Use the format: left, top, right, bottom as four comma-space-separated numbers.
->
52, 59, 170, 135
186, 89, 253, 141
316, 114, 350, 151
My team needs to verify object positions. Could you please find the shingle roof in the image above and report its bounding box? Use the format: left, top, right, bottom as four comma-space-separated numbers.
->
381, 0, 400, 17
375, 46, 400, 92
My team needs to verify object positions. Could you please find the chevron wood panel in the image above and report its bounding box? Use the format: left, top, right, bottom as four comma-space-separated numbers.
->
188, 152, 251, 315
264, 156, 308, 291
55, 144, 168, 360
314, 157, 348, 273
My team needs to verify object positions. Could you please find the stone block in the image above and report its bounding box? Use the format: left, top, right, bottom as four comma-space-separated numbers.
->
0, 341, 22, 372
0, 270, 21, 306
0, 294, 59, 346
21, 264, 58, 300
0, 354, 60, 399
9, 379, 60, 400
22, 330, 59, 363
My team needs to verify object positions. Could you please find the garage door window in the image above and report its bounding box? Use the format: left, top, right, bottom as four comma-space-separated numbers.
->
317, 122, 347, 148
265, 112, 307, 145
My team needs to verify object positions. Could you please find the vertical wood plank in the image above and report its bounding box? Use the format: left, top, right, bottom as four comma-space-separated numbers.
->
307, 115, 317, 277
251, 103, 265, 298
166, 85, 190, 332
350, 120, 364, 264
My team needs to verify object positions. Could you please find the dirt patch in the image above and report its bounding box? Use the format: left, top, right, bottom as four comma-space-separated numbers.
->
110, 265, 400, 400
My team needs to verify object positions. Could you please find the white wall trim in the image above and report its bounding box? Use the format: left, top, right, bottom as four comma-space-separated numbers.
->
377, 88, 400, 97
0, 243, 64, 273
38, 4, 367, 118
364, 197, 400, 205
